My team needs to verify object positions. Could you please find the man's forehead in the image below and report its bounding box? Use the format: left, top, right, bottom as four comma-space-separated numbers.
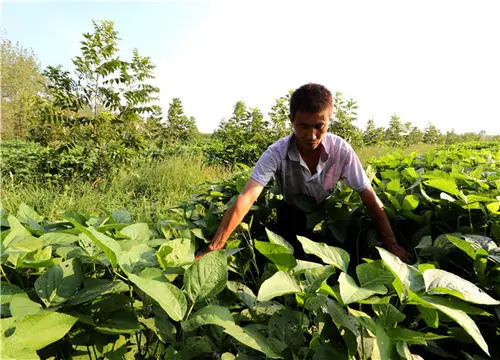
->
293, 109, 331, 123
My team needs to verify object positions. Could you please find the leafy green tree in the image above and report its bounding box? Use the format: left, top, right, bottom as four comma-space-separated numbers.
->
43, 20, 161, 120
423, 123, 442, 144
1, 36, 46, 139
406, 126, 423, 145
363, 119, 385, 145
329, 92, 363, 148
268, 90, 293, 139
444, 129, 460, 145
164, 98, 199, 143
384, 114, 404, 146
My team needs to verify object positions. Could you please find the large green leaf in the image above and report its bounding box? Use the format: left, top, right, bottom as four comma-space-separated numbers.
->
182, 305, 281, 358
95, 310, 142, 334
184, 250, 227, 303
17, 203, 43, 223
254, 240, 296, 271
2, 215, 42, 256
326, 299, 359, 335
34, 258, 83, 307
156, 238, 193, 269
338, 273, 381, 305
356, 260, 394, 291
127, 272, 187, 322
266, 228, 295, 254
0, 282, 27, 317
423, 268, 499, 305
118, 223, 152, 244
424, 178, 459, 196
0, 311, 78, 358
386, 327, 449, 345
372, 303, 405, 328
303, 265, 336, 294
297, 236, 349, 272
223, 324, 281, 359
182, 305, 235, 332
257, 271, 302, 302
9, 296, 42, 319
85, 227, 121, 267
16, 246, 54, 268
70, 278, 128, 305
411, 294, 490, 356
402, 194, 419, 211
377, 247, 424, 296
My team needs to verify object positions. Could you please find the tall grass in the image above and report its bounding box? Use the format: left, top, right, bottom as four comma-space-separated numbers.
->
1, 155, 231, 223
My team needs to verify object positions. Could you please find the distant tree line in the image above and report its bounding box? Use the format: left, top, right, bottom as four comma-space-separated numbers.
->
1, 20, 498, 175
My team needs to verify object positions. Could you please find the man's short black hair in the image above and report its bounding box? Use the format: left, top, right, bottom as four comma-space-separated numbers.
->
289, 83, 333, 120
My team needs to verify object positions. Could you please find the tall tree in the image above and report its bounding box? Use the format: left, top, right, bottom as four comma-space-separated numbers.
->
329, 92, 363, 147
384, 114, 404, 146
1, 36, 45, 139
423, 123, 442, 144
363, 119, 384, 145
268, 90, 293, 139
43, 20, 161, 120
165, 98, 198, 143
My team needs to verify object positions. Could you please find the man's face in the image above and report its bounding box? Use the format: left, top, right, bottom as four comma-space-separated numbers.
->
290, 106, 332, 151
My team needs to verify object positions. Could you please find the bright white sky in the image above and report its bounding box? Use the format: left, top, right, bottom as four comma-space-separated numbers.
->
3, 0, 500, 134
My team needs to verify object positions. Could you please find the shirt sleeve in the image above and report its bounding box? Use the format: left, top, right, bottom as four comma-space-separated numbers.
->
250, 146, 280, 186
340, 145, 371, 192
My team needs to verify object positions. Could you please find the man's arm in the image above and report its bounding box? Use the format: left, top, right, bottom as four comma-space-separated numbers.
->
360, 186, 412, 263
196, 179, 264, 259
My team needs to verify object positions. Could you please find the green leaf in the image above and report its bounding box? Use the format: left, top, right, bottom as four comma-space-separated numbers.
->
182, 305, 235, 332
70, 278, 128, 305
182, 305, 281, 358
402, 194, 419, 211
17, 203, 43, 223
84, 227, 121, 267
418, 306, 439, 328
326, 299, 359, 335
157, 238, 193, 269
40, 232, 79, 246
119, 223, 151, 244
0, 282, 27, 317
338, 273, 381, 305
184, 250, 227, 303
95, 310, 142, 334
411, 294, 490, 356
223, 324, 281, 358
372, 303, 405, 328
111, 209, 131, 224
34, 258, 83, 307
356, 260, 393, 292
386, 327, 449, 345
446, 235, 482, 259
127, 272, 187, 322
423, 268, 499, 305
424, 178, 459, 196
297, 236, 350, 272
16, 246, 54, 268
0, 311, 77, 357
265, 228, 295, 254
3, 215, 42, 254
254, 240, 297, 271
9, 296, 42, 319
377, 247, 424, 296
257, 271, 302, 302
304, 265, 336, 294
268, 310, 307, 350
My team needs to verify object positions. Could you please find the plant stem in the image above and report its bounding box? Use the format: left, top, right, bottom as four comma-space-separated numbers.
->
0, 264, 11, 284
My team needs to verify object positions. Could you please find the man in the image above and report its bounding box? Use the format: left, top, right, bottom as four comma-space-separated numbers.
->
197, 83, 411, 263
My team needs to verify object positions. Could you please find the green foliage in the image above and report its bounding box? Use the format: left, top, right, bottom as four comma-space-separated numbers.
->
329, 92, 363, 148
0, 36, 46, 139
164, 97, 199, 143
423, 123, 443, 144
2, 142, 499, 359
